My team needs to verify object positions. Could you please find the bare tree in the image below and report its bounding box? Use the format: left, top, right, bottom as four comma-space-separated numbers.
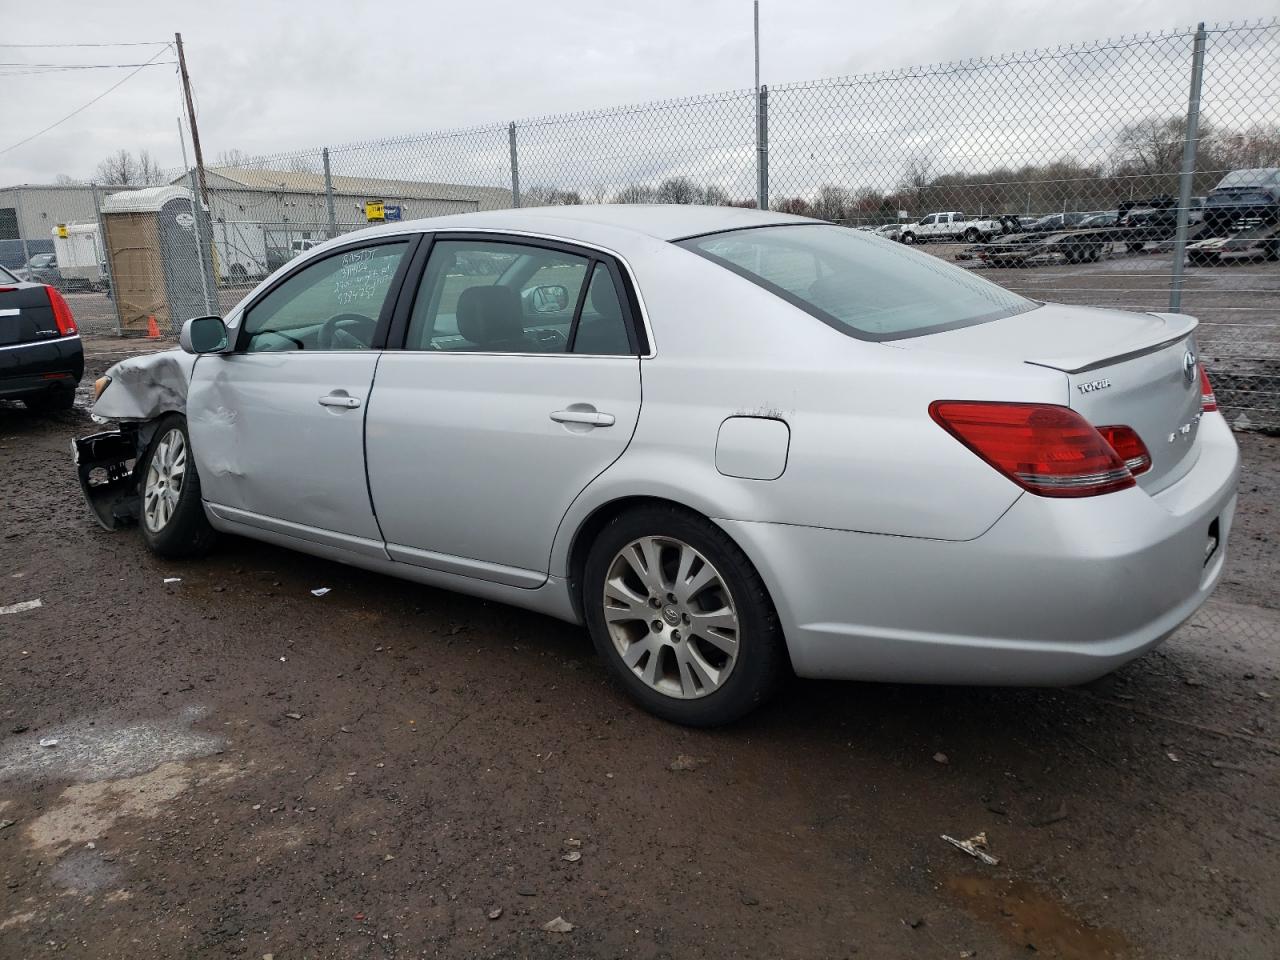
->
93, 149, 167, 186
900, 155, 934, 211
773, 196, 814, 217
285, 154, 319, 174
701, 184, 733, 206
522, 186, 583, 205
654, 176, 700, 204
614, 183, 656, 204
214, 148, 253, 168
812, 184, 850, 222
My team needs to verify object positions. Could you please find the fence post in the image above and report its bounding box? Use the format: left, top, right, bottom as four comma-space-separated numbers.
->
322, 147, 338, 238
12, 189, 31, 270
188, 167, 216, 319
508, 122, 521, 208
756, 85, 769, 211
1170, 22, 1207, 313
90, 182, 124, 336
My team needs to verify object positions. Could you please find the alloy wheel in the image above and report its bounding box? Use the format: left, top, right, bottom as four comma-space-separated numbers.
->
144, 428, 187, 533
601, 536, 740, 699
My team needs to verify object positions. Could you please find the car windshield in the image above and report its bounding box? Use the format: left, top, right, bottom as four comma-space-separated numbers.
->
679, 224, 1035, 341
30, 254, 55, 268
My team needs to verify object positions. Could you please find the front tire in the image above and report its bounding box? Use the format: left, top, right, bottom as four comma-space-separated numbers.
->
964, 228, 980, 243
139, 415, 216, 558
899, 232, 915, 245
583, 505, 785, 726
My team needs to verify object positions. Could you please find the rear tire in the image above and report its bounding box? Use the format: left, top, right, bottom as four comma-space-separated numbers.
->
899, 232, 915, 245
582, 505, 786, 726
23, 387, 75, 413
139, 414, 217, 559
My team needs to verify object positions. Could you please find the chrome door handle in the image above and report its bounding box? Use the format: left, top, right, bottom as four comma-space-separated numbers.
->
318, 394, 361, 409
550, 408, 615, 427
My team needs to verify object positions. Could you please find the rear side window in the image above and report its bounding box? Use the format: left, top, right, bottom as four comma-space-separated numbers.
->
678, 224, 1034, 341
404, 238, 636, 355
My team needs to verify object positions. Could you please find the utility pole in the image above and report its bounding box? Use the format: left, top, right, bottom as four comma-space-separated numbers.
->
175, 32, 209, 208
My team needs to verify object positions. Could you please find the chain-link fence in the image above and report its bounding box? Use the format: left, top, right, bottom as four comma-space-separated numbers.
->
5, 19, 1276, 427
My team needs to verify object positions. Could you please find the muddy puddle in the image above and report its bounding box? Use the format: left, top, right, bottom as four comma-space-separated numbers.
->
947, 874, 1131, 959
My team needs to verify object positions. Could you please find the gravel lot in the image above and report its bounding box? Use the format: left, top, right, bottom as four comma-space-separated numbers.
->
0, 343, 1277, 959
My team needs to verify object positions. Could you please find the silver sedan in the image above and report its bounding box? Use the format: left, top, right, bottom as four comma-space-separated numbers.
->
76, 205, 1240, 725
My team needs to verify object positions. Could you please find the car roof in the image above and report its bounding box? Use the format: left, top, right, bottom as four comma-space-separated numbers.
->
338, 203, 818, 246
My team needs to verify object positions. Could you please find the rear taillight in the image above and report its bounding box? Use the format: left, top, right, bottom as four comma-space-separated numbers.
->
929, 401, 1136, 498
1199, 364, 1217, 412
45, 285, 77, 336
1097, 425, 1152, 476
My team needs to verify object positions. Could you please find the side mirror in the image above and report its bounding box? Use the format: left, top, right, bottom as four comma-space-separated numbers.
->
180, 315, 230, 354
529, 283, 570, 314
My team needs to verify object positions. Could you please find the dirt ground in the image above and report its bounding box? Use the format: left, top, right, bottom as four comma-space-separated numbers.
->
1, 344, 1278, 959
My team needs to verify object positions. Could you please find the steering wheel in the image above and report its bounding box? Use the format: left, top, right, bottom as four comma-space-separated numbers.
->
317, 313, 375, 350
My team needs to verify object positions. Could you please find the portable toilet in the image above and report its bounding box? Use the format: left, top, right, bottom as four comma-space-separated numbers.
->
99, 185, 214, 335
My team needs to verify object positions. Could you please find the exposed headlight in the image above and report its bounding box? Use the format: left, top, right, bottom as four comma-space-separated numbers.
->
93, 376, 111, 400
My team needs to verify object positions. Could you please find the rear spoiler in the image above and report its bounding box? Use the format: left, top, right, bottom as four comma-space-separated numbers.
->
1025, 312, 1198, 374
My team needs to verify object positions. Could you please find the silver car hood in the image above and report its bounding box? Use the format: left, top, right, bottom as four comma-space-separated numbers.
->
93, 348, 195, 421
889, 302, 1197, 374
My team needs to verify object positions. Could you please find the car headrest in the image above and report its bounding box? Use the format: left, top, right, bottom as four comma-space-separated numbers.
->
588, 269, 623, 320
456, 285, 524, 347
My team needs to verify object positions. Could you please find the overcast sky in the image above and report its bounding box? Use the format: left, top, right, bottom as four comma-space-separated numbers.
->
0, 0, 1274, 186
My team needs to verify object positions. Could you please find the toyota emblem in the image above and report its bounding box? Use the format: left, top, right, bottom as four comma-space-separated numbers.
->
1183, 349, 1198, 384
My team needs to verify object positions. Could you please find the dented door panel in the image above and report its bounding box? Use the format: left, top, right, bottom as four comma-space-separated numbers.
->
187, 351, 382, 542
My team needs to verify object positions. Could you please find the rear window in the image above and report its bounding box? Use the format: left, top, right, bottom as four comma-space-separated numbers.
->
0, 265, 16, 283
678, 223, 1034, 341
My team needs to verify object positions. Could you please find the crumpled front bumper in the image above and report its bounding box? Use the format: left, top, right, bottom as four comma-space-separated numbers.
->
72, 429, 142, 531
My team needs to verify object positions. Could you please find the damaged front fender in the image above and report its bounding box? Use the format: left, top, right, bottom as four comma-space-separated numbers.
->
76, 348, 196, 530
93, 349, 196, 422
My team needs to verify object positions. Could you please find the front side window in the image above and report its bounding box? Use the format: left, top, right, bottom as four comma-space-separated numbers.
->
679, 224, 1035, 341
241, 242, 408, 352
405, 239, 633, 355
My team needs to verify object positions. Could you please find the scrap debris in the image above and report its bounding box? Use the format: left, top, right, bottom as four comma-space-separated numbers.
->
941, 831, 1000, 865
0, 599, 42, 615
543, 916, 575, 933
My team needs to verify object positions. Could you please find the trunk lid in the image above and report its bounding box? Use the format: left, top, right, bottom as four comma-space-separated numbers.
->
0, 282, 59, 347
892, 303, 1205, 492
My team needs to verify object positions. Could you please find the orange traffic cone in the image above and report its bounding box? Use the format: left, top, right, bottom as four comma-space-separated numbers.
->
146, 315, 161, 339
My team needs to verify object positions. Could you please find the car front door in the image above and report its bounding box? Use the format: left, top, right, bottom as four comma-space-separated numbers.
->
364, 233, 643, 587
188, 236, 417, 554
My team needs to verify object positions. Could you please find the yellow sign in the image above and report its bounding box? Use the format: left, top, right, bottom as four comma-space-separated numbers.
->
365, 200, 385, 222
56, 224, 68, 239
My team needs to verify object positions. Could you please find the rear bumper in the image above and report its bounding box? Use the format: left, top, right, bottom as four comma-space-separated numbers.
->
722, 413, 1241, 685
0, 335, 83, 399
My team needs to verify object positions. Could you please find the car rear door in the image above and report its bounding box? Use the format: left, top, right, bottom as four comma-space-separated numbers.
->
364, 232, 644, 587
187, 236, 418, 555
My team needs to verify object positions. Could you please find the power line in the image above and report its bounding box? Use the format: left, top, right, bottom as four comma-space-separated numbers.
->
0, 40, 170, 48
0, 45, 173, 157
0, 64, 176, 76
0, 61, 177, 69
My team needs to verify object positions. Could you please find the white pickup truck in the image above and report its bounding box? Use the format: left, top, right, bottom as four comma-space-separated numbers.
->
898, 212, 1004, 245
